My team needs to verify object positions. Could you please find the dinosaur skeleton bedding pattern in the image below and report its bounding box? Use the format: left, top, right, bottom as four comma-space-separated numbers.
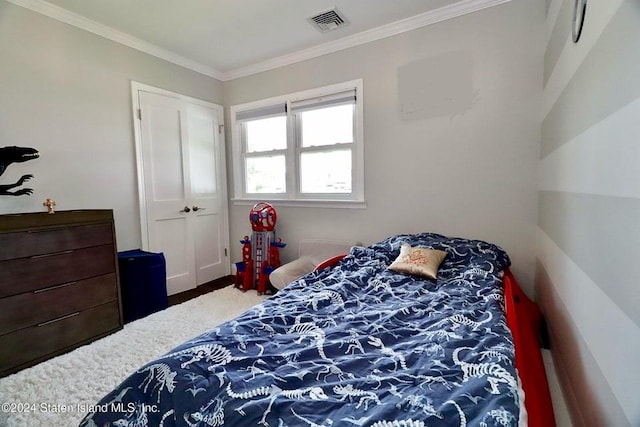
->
81, 233, 521, 427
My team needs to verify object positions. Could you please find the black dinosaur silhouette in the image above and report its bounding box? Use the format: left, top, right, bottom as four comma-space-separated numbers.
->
0, 146, 39, 196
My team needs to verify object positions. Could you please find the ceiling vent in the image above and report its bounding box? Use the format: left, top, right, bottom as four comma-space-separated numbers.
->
308, 7, 350, 33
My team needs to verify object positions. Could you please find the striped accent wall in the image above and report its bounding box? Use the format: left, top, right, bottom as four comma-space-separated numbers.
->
538, 1, 640, 426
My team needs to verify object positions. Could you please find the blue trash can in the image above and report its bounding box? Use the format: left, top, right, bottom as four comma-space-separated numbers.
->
117, 250, 168, 323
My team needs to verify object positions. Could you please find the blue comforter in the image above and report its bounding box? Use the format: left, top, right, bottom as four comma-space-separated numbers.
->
81, 233, 520, 427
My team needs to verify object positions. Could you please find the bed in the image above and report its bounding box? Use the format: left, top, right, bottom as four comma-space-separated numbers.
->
80, 232, 554, 427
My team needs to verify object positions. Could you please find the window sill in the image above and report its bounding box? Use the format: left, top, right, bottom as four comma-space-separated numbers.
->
232, 198, 367, 209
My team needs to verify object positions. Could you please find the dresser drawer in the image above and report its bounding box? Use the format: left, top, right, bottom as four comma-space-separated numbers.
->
0, 273, 118, 335
0, 302, 121, 375
0, 223, 113, 261
0, 245, 116, 298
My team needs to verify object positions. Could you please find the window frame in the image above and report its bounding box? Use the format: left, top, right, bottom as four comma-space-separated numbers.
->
230, 79, 365, 208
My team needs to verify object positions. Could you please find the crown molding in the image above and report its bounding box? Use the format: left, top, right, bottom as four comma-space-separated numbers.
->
5, 0, 226, 80
8, 0, 511, 82
221, 0, 513, 80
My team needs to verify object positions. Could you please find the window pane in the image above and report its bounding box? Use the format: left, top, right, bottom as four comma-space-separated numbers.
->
245, 155, 286, 193
300, 150, 351, 193
300, 104, 353, 148
246, 116, 286, 152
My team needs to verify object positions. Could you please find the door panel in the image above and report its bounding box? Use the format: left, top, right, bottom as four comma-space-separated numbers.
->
188, 114, 217, 196
139, 91, 195, 294
187, 103, 227, 283
154, 217, 193, 295
194, 211, 222, 284
147, 104, 185, 201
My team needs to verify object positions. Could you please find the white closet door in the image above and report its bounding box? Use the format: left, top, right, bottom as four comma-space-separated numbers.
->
136, 87, 228, 295
187, 102, 227, 284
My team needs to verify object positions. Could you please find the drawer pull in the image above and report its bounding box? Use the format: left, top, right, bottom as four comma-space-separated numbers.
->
37, 312, 80, 327
33, 281, 77, 293
30, 250, 73, 259
27, 228, 67, 234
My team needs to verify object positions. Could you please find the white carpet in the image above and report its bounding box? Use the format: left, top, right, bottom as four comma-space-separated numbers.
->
0, 286, 267, 427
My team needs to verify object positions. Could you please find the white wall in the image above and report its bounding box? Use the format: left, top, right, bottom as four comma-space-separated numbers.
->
0, 0, 223, 250
224, 0, 544, 293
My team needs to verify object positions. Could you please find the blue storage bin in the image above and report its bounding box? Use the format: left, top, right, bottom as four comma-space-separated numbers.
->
118, 250, 168, 323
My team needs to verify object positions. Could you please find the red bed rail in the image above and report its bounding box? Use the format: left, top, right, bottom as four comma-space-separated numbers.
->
503, 268, 556, 427
314, 254, 347, 272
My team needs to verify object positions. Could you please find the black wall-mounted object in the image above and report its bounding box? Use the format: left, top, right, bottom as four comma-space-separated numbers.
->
0, 146, 39, 196
572, 0, 587, 43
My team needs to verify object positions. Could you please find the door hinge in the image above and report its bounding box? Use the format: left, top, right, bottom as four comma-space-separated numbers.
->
137, 108, 142, 120
224, 248, 228, 256
218, 124, 224, 134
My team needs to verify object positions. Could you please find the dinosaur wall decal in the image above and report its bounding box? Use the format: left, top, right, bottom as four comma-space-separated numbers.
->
0, 146, 40, 196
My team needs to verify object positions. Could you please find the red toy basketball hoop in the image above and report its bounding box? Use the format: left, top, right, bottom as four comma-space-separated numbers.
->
249, 202, 277, 232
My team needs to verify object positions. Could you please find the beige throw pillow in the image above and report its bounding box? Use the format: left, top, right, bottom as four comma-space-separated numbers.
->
388, 244, 447, 279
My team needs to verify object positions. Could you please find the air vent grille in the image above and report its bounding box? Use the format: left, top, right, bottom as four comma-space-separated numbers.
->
308, 7, 350, 33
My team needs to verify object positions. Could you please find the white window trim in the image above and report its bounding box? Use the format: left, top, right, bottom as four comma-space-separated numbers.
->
230, 79, 365, 208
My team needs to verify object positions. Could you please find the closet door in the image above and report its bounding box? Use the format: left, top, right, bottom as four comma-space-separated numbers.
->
186, 102, 228, 285
135, 87, 228, 295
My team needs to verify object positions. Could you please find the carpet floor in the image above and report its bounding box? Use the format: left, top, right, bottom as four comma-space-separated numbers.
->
0, 286, 267, 427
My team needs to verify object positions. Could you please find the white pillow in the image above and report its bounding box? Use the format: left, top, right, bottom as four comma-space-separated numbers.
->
388, 244, 447, 280
269, 256, 317, 290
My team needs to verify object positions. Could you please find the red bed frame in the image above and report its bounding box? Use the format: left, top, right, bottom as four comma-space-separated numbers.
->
316, 257, 556, 426
503, 268, 556, 427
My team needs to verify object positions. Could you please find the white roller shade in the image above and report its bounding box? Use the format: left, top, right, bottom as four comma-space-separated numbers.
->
290, 89, 356, 113
235, 103, 286, 122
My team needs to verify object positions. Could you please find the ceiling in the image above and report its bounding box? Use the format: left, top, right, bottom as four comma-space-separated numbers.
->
10, 0, 510, 80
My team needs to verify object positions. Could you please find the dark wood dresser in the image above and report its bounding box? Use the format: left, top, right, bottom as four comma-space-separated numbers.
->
0, 210, 123, 377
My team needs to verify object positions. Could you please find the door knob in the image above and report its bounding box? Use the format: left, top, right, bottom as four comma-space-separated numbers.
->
180, 206, 191, 213
192, 206, 206, 212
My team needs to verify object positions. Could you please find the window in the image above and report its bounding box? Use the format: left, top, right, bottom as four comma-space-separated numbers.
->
231, 80, 364, 206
